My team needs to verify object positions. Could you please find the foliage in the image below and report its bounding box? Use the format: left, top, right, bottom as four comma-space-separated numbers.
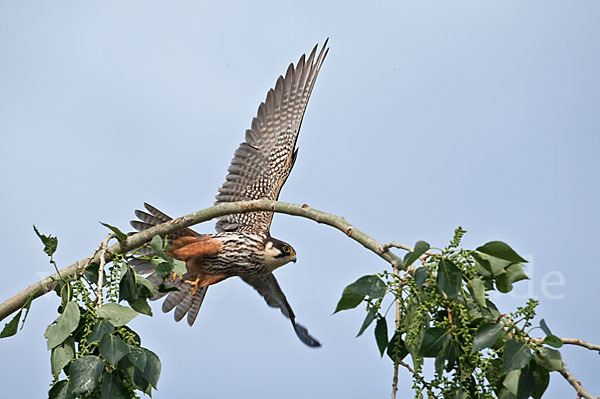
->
2, 227, 165, 399
335, 227, 565, 399
0, 213, 594, 398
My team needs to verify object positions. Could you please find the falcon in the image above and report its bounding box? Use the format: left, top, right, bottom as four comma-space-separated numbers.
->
130, 41, 328, 347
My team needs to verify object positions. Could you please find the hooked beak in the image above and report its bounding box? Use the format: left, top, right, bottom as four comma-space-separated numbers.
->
290, 256, 297, 263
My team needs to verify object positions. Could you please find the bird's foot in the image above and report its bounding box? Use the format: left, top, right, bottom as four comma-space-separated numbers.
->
183, 274, 228, 295
183, 277, 202, 296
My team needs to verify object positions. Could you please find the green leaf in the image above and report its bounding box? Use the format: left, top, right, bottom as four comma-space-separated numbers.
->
83, 262, 106, 286
132, 367, 150, 393
158, 283, 179, 293
419, 327, 452, 358
503, 339, 532, 373
87, 320, 115, 343
51, 337, 75, 377
539, 319, 563, 348
97, 303, 139, 327
54, 280, 73, 305
497, 263, 529, 292
473, 255, 493, 277
472, 322, 503, 352
531, 361, 550, 399
455, 388, 468, 399
435, 340, 456, 375
468, 278, 487, 308
99, 334, 130, 366
67, 355, 103, 395
495, 273, 514, 293
436, 259, 462, 300
472, 252, 511, 276
502, 369, 521, 395
0, 310, 22, 338
128, 347, 147, 371
33, 225, 58, 257
150, 235, 167, 259
517, 362, 535, 399
172, 259, 187, 276
155, 262, 174, 280
476, 241, 527, 263
45, 301, 80, 349
481, 299, 500, 321
542, 335, 563, 348
466, 298, 500, 322
374, 318, 388, 357
356, 307, 377, 337
505, 263, 529, 283
100, 222, 128, 243
414, 267, 429, 288
48, 380, 70, 399
140, 348, 161, 389
129, 298, 153, 316
101, 372, 127, 399
334, 275, 386, 313
136, 275, 157, 298
118, 262, 128, 281
534, 347, 563, 371
539, 319, 552, 336
443, 340, 457, 372
19, 293, 34, 328
404, 241, 430, 267
119, 265, 138, 302
387, 331, 409, 362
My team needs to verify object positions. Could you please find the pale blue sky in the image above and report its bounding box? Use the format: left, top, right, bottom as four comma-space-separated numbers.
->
1, 1, 599, 398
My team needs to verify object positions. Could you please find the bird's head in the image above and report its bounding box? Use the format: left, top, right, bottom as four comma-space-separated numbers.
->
263, 237, 297, 272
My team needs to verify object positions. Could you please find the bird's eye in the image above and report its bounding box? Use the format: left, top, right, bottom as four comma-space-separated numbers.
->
282, 245, 290, 253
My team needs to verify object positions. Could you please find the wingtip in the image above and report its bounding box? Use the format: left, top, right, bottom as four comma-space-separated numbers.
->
294, 322, 322, 348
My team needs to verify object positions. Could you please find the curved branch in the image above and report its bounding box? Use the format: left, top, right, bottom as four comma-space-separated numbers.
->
532, 337, 600, 352
559, 366, 599, 399
0, 200, 404, 322
559, 338, 600, 352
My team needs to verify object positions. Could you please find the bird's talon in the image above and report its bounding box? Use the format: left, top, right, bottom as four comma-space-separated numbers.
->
184, 278, 201, 296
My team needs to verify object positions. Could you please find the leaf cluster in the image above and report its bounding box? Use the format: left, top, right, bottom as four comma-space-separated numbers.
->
335, 229, 565, 399
1, 228, 166, 399
47, 258, 161, 398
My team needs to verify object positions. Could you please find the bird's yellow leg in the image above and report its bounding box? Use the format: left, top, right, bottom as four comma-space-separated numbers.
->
183, 277, 202, 296
183, 274, 228, 295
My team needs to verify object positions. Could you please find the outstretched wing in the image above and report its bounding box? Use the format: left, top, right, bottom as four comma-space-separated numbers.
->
240, 274, 321, 347
215, 40, 329, 234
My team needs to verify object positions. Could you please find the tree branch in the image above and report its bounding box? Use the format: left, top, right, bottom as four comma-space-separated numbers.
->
559, 366, 599, 399
392, 263, 401, 399
381, 242, 437, 259
95, 234, 112, 306
559, 338, 600, 352
0, 200, 404, 322
532, 337, 600, 352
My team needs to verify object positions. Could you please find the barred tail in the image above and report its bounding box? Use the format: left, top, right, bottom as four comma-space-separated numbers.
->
130, 203, 208, 326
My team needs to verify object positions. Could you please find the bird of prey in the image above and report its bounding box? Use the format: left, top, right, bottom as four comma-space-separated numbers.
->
130, 41, 328, 347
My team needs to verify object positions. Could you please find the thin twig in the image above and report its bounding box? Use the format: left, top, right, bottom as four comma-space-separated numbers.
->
77, 238, 107, 279
397, 360, 434, 394
381, 242, 437, 270
532, 337, 600, 352
0, 200, 405, 322
559, 366, 598, 399
381, 242, 437, 258
391, 263, 400, 399
95, 234, 113, 307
